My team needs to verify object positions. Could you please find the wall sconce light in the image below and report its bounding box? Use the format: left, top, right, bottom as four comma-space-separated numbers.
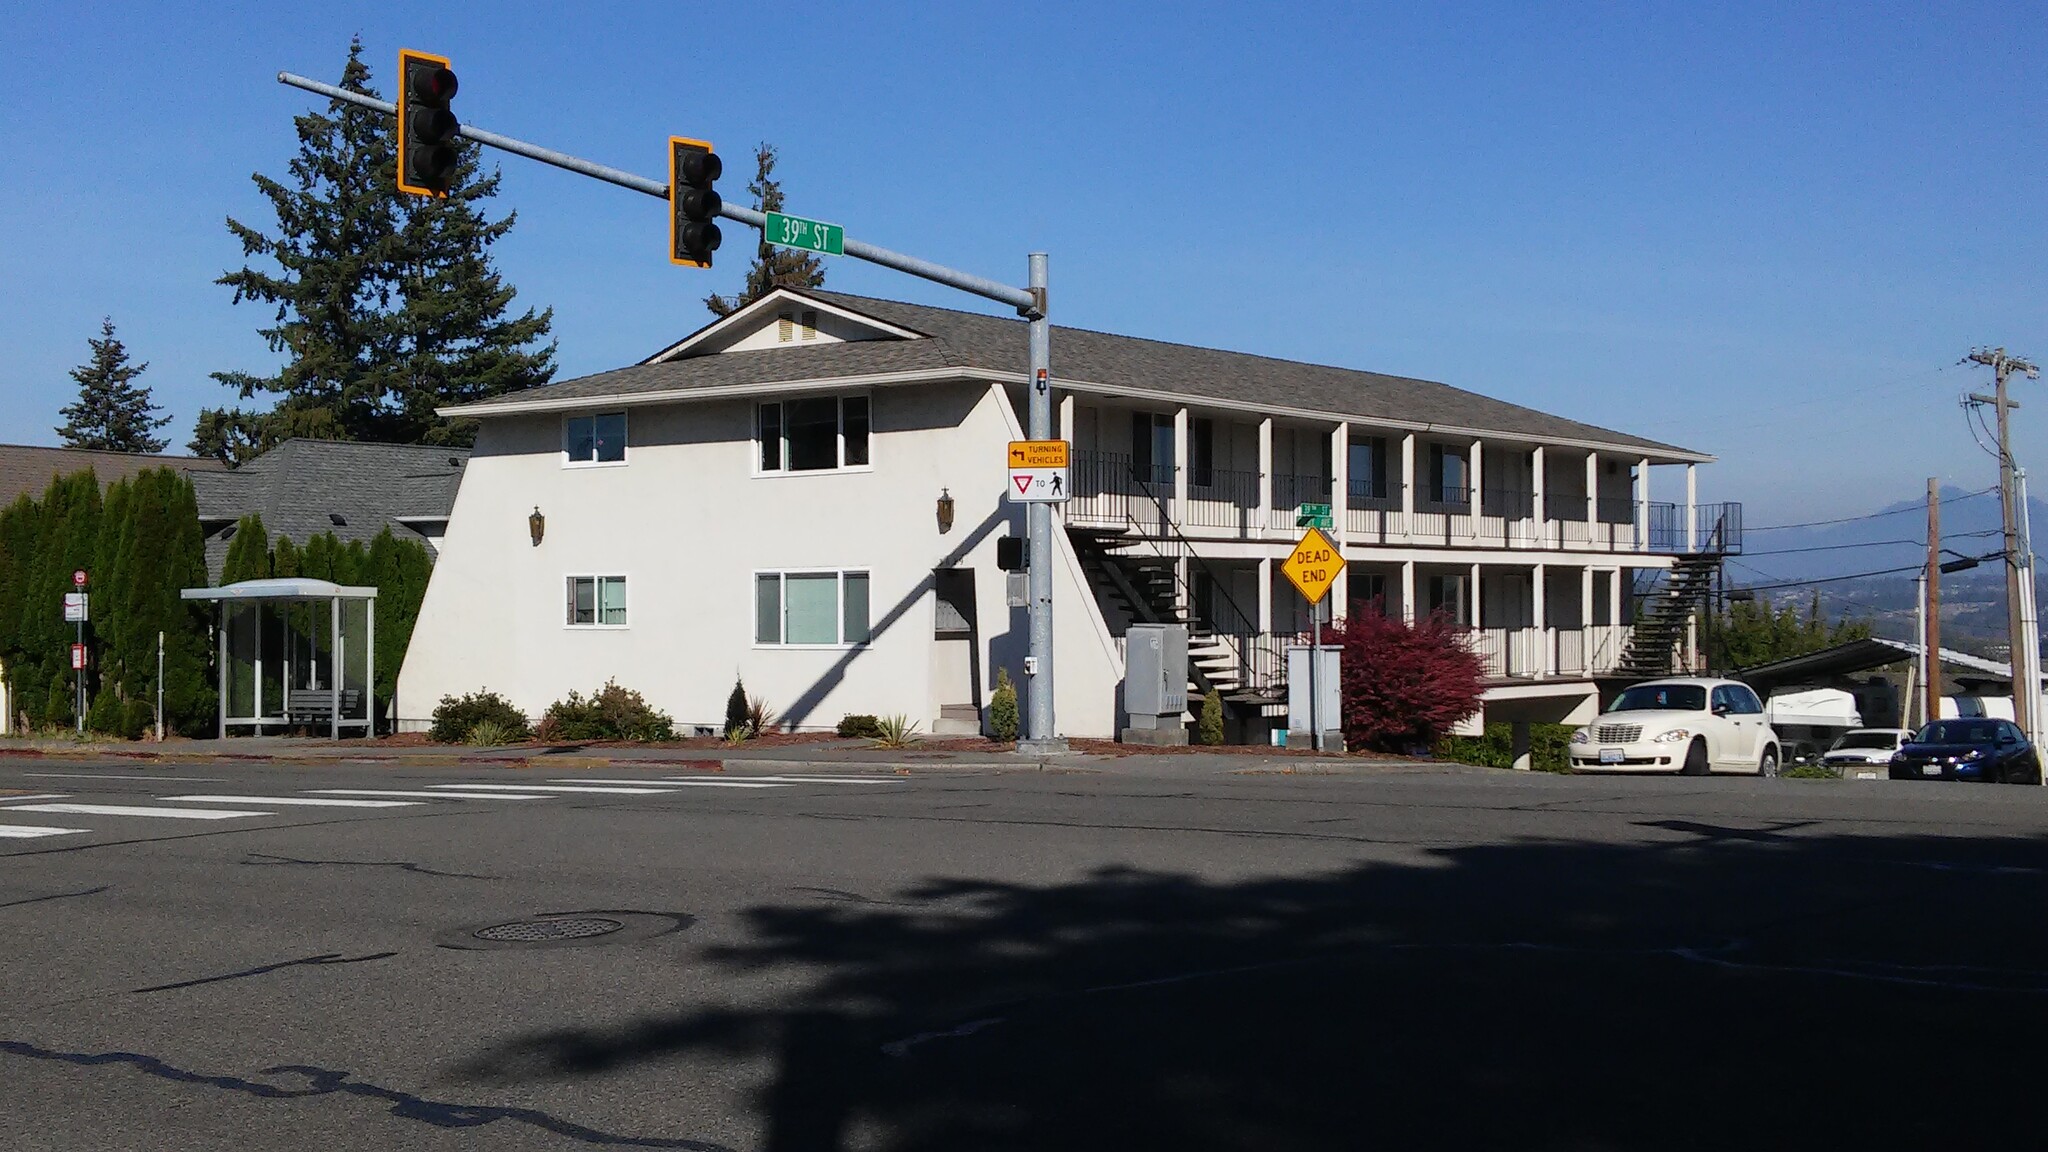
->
528, 506, 545, 547
936, 488, 956, 534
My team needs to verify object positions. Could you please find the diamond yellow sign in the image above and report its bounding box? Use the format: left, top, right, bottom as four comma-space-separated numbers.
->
1280, 527, 1344, 605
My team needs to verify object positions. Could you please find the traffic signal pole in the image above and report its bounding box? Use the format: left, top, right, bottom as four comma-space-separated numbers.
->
277, 70, 1066, 752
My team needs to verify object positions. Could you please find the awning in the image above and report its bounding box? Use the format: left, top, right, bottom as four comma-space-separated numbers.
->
181, 578, 378, 602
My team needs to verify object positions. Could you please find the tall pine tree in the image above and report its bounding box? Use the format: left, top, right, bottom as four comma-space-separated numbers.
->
57, 319, 170, 453
199, 37, 553, 460
704, 143, 827, 317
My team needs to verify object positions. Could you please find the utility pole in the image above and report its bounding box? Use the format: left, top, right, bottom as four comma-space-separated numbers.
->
1965, 347, 2042, 741
1925, 478, 1942, 725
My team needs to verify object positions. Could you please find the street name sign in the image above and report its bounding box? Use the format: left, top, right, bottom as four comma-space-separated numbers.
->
1295, 502, 1334, 530
1007, 440, 1071, 503
764, 211, 845, 256
1280, 527, 1344, 605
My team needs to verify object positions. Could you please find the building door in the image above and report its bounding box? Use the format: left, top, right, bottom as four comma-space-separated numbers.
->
930, 569, 980, 734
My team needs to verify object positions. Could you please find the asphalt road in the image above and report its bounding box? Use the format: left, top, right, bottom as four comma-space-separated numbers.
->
3, 756, 2046, 1151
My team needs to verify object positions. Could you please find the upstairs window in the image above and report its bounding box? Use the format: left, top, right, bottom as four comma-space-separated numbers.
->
759, 395, 870, 472
566, 412, 627, 465
1428, 443, 1469, 505
1349, 435, 1389, 500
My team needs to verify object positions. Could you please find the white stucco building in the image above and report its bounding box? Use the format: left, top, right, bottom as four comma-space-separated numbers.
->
395, 289, 1737, 740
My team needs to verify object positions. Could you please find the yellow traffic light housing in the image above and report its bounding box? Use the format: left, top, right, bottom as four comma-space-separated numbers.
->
669, 137, 722, 267
397, 49, 460, 197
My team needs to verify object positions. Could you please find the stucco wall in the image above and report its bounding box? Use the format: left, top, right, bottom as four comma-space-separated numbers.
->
395, 381, 1121, 737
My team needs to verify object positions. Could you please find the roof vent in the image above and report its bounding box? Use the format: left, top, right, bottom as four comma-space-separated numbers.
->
328, 513, 347, 526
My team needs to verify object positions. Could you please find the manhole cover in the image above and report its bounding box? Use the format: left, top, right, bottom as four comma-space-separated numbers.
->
473, 916, 624, 943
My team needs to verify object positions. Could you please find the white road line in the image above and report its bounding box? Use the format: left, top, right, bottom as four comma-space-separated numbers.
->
21, 772, 232, 782
0, 824, 91, 839
162, 795, 419, 809
1, 803, 272, 820
680, 775, 906, 785
306, 790, 554, 801
426, 784, 680, 795
556, 778, 791, 789
0, 794, 72, 803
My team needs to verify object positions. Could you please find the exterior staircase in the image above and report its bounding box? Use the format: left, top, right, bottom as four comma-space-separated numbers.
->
1067, 525, 1279, 721
1614, 553, 1719, 678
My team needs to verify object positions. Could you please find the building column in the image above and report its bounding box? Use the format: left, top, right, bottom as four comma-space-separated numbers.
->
1533, 563, 1549, 678
1469, 438, 1485, 539
1257, 417, 1274, 540
1059, 392, 1074, 444
1634, 458, 1650, 541
1400, 432, 1416, 521
1584, 451, 1599, 526
1581, 565, 1596, 676
1511, 721, 1533, 772
1531, 444, 1547, 546
1684, 462, 1698, 552
1330, 422, 1349, 615
1173, 406, 1189, 528
1469, 562, 1482, 629
1610, 568, 1623, 628
1258, 556, 1273, 634
1401, 559, 1417, 625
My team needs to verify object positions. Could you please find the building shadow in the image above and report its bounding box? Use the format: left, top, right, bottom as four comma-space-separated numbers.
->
449, 822, 2048, 1149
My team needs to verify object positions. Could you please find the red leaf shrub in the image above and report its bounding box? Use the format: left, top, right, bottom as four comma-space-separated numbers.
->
1327, 609, 1485, 753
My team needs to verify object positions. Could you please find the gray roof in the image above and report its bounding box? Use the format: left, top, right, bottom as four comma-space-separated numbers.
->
450, 289, 1703, 459
193, 439, 468, 577
0, 444, 221, 506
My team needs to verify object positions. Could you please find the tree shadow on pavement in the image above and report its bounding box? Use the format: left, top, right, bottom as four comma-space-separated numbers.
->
456, 821, 2048, 1150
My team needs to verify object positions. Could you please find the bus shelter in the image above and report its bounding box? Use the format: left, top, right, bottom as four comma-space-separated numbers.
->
181, 578, 377, 738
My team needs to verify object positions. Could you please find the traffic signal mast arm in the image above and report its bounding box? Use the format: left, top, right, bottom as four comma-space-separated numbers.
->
276, 71, 1038, 317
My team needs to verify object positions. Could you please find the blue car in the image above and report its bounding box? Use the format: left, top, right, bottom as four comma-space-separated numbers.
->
1889, 719, 2043, 784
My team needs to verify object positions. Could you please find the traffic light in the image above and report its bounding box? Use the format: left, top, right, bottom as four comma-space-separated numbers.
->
670, 137, 722, 267
397, 49, 460, 196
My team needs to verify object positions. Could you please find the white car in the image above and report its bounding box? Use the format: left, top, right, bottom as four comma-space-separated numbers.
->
1821, 728, 1912, 773
1569, 677, 1782, 776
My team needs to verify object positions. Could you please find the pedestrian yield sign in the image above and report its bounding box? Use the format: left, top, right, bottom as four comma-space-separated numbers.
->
1007, 439, 1070, 503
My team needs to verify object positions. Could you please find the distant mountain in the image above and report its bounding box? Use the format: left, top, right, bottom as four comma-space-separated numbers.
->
1728, 485, 2048, 655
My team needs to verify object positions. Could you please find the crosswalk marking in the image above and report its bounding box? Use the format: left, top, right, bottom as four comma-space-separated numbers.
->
428, 784, 678, 795
306, 789, 554, 801
0, 824, 89, 839
0, 803, 272, 820
163, 795, 419, 809
559, 778, 790, 790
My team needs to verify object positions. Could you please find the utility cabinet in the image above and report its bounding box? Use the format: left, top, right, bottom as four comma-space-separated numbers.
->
1122, 624, 1189, 745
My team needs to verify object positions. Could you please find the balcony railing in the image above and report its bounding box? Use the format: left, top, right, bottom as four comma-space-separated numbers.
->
1065, 450, 1738, 555
1467, 625, 1634, 679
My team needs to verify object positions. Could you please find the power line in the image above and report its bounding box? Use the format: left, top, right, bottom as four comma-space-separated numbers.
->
1730, 564, 1925, 593
1746, 486, 1998, 531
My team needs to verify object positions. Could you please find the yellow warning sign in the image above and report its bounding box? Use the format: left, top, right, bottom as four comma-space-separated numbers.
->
1007, 440, 1069, 468
1280, 527, 1345, 605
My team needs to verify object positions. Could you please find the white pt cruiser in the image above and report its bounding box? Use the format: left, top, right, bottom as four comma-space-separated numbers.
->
1569, 677, 1782, 777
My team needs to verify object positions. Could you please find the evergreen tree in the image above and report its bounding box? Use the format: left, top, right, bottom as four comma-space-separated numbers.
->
704, 143, 827, 318
57, 319, 170, 452
362, 526, 432, 710
199, 37, 553, 459
219, 515, 271, 584
114, 470, 213, 734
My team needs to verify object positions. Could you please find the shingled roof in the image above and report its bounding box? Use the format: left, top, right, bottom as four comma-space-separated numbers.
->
0, 444, 222, 506
192, 440, 469, 577
444, 289, 1705, 460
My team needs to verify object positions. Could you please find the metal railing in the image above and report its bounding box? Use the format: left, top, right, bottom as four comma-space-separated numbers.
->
1647, 502, 1743, 554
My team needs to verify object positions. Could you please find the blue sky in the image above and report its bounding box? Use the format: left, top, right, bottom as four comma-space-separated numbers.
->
1, 2, 2042, 524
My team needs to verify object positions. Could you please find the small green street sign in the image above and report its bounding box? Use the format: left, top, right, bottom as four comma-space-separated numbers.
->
764, 211, 844, 256
1295, 502, 1333, 529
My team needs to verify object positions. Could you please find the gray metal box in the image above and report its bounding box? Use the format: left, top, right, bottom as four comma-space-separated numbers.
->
1286, 645, 1343, 748
1125, 624, 1188, 717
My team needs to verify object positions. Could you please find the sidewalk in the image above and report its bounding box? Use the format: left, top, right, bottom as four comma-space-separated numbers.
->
0, 733, 1443, 776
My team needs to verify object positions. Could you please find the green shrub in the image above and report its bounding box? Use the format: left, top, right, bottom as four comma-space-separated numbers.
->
430, 690, 532, 743
1198, 688, 1225, 746
873, 714, 921, 749
121, 698, 155, 740
989, 668, 1019, 742
86, 690, 123, 737
747, 695, 775, 736
837, 714, 885, 739
724, 677, 749, 738
1784, 762, 1840, 780
463, 719, 520, 747
537, 679, 675, 742
1435, 723, 1577, 773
